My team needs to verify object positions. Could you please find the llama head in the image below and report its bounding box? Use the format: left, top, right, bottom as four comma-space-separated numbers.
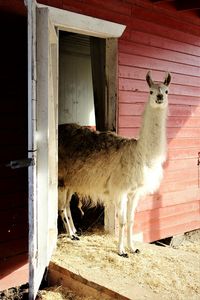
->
146, 71, 171, 109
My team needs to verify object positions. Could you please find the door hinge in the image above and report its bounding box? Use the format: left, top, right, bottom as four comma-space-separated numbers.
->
6, 158, 34, 169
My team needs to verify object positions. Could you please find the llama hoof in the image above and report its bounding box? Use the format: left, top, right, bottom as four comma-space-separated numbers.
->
76, 229, 82, 236
71, 235, 80, 241
118, 252, 129, 258
130, 248, 140, 254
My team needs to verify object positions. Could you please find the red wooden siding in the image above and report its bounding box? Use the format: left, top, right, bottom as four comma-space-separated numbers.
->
0, 11, 28, 290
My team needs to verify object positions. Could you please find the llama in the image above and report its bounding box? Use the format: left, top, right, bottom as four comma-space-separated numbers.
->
58, 71, 171, 257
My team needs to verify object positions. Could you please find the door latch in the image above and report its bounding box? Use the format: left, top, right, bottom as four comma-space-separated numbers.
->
6, 158, 34, 169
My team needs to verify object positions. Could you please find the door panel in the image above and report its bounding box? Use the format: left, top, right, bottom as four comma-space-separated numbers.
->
28, 4, 58, 299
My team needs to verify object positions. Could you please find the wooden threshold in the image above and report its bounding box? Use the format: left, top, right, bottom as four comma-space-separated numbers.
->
48, 262, 130, 300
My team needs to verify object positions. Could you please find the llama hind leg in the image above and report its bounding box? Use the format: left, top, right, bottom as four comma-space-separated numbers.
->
58, 187, 79, 240
65, 191, 80, 239
127, 192, 140, 254
60, 208, 79, 240
117, 194, 128, 257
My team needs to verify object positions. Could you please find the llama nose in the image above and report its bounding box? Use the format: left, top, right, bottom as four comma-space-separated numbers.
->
157, 94, 163, 102
157, 94, 163, 100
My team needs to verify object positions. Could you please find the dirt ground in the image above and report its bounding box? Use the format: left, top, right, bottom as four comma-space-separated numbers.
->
40, 229, 200, 300
0, 283, 29, 300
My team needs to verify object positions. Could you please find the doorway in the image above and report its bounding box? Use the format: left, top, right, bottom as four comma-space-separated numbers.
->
59, 31, 118, 132
59, 32, 96, 128
58, 32, 108, 234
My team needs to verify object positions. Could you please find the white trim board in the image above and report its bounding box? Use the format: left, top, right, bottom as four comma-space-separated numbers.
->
37, 4, 126, 38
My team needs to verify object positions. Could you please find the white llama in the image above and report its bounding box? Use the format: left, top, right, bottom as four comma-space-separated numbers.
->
58, 71, 171, 257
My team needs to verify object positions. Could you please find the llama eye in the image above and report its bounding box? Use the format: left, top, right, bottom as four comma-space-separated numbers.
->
150, 91, 153, 95
165, 90, 168, 94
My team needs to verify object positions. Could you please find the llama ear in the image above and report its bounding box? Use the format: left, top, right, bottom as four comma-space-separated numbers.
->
146, 71, 154, 87
164, 72, 171, 86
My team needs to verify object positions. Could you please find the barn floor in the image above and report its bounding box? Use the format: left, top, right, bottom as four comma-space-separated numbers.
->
41, 229, 200, 300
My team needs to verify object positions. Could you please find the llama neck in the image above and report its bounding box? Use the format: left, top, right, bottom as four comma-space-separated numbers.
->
137, 104, 167, 163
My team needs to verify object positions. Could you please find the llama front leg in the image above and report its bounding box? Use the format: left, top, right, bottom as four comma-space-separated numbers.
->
117, 194, 128, 257
127, 193, 140, 254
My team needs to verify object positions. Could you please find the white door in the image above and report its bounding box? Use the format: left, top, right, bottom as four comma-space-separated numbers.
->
27, 2, 58, 299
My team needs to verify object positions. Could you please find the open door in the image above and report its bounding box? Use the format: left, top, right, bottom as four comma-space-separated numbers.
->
27, 1, 125, 298
27, 1, 58, 299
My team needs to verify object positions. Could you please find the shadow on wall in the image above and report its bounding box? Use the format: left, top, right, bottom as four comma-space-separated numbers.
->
0, 10, 28, 289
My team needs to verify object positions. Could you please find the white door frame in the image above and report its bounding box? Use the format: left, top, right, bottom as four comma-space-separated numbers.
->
39, 3, 126, 38
27, 1, 126, 299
